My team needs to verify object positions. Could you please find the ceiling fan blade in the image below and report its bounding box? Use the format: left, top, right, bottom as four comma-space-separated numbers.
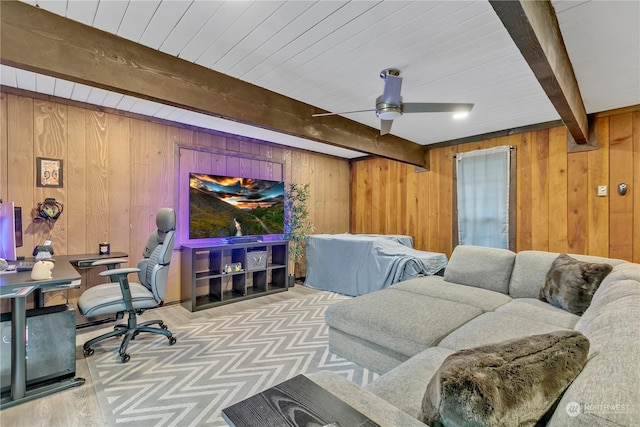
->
380, 119, 393, 135
312, 109, 376, 117
402, 102, 474, 114
381, 74, 403, 105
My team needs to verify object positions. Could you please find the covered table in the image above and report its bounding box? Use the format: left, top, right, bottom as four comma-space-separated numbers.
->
304, 233, 447, 296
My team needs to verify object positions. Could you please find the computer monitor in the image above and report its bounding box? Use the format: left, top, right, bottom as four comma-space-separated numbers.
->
0, 201, 18, 261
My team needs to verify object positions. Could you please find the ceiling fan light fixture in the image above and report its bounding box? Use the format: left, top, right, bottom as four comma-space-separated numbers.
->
377, 110, 402, 120
376, 103, 402, 120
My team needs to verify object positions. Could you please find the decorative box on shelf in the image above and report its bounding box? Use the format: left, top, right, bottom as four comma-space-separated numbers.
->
246, 250, 267, 271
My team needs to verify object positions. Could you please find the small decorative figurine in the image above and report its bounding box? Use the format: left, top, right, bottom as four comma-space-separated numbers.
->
31, 260, 55, 280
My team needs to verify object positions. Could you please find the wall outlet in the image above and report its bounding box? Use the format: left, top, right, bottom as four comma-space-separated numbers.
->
597, 185, 607, 197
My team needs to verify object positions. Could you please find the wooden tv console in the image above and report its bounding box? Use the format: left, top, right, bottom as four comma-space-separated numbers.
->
180, 240, 289, 312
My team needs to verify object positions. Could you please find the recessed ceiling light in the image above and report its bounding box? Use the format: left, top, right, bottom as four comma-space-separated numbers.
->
453, 112, 469, 119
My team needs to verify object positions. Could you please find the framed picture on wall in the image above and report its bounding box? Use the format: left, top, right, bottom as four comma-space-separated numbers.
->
36, 157, 63, 188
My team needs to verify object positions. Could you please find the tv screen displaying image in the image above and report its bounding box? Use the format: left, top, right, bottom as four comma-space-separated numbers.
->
189, 173, 285, 240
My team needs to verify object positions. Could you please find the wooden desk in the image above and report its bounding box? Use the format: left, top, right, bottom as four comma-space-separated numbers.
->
222, 374, 380, 427
64, 251, 128, 269
0, 260, 84, 409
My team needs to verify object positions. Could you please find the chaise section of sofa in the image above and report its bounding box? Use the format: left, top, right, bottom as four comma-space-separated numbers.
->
326, 288, 483, 373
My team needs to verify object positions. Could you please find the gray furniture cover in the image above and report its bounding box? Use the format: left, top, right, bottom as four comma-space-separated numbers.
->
304, 234, 448, 296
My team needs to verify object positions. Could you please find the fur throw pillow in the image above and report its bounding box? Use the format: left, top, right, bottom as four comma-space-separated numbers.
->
538, 254, 612, 315
421, 330, 589, 427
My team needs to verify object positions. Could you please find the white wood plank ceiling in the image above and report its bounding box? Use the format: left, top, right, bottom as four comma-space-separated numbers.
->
1, 0, 638, 158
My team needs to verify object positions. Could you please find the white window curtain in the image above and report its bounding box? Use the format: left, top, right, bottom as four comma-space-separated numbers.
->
456, 146, 511, 249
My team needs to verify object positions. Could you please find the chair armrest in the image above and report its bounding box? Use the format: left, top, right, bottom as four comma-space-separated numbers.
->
91, 258, 129, 268
99, 267, 140, 278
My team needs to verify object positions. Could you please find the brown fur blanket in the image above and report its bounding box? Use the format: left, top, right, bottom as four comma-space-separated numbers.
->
421, 330, 589, 427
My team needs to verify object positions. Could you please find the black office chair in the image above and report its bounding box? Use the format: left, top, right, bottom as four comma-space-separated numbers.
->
78, 208, 177, 362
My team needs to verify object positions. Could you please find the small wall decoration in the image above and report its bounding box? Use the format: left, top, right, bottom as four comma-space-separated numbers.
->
36, 157, 63, 188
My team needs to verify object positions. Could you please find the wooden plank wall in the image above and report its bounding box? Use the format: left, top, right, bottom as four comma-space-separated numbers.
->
0, 91, 350, 310
351, 110, 640, 263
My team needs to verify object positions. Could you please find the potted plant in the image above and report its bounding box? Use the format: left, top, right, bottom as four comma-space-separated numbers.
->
284, 182, 314, 287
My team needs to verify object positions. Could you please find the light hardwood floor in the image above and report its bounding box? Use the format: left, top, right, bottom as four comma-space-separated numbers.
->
0, 284, 319, 427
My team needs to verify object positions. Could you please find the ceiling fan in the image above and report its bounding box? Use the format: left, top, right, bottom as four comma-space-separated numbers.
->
312, 68, 474, 135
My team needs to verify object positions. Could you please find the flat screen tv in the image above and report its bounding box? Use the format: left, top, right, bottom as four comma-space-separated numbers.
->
189, 173, 285, 241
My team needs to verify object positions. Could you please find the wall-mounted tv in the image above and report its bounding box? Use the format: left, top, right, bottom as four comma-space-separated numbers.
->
189, 173, 285, 240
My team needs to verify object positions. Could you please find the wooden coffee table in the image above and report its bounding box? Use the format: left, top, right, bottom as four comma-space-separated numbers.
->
222, 374, 380, 427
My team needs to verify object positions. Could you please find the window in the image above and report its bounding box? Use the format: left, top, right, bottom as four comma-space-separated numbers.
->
454, 146, 516, 250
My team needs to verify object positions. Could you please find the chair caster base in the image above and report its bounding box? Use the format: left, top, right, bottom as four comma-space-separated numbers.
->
120, 354, 130, 363
168, 336, 177, 345
83, 348, 95, 357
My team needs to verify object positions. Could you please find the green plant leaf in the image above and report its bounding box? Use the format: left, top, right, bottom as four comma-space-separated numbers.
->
284, 182, 314, 264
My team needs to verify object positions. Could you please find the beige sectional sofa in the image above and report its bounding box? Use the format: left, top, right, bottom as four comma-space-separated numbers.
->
309, 245, 640, 426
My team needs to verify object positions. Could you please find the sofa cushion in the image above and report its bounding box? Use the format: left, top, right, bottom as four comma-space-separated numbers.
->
325, 288, 483, 357
574, 279, 640, 356
578, 272, 640, 324
538, 254, 612, 315
509, 251, 624, 298
421, 331, 589, 427
598, 261, 640, 289
365, 347, 454, 419
307, 372, 427, 427
443, 245, 516, 294
390, 275, 512, 312
495, 299, 580, 329
438, 312, 571, 351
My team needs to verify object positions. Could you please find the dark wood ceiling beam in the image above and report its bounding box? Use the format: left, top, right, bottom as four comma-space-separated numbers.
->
0, 1, 429, 167
490, 0, 593, 148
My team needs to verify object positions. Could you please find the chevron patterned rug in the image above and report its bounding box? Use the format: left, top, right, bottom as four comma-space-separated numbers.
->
86, 291, 377, 426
